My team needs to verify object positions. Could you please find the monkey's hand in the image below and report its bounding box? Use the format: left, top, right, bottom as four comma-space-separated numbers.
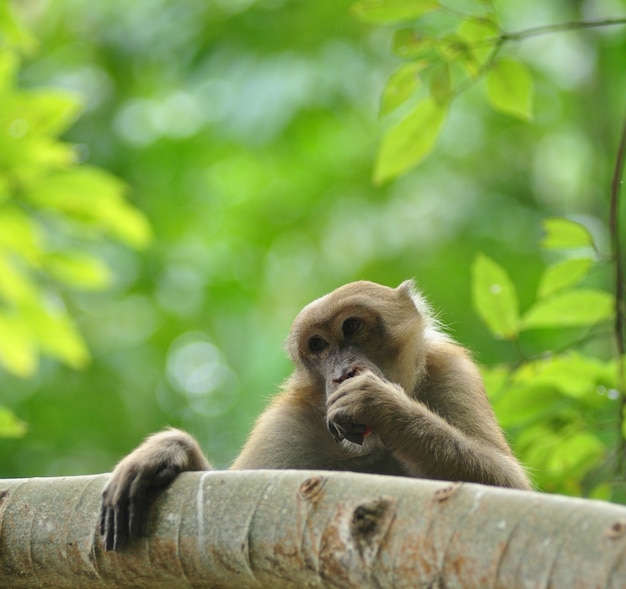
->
326, 370, 409, 445
100, 429, 210, 551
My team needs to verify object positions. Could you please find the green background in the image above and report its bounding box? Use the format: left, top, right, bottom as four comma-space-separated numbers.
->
1, 0, 625, 499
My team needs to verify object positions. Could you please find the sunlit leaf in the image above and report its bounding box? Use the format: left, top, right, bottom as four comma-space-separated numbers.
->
480, 364, 510, 399
380, 62, 424, 116
0, 406, 27, 438
486, 58, 533, 121
45, 252, 112, 290
589, 483, 612, 501
26, 167, 152, 248
0, 205, 42, 264
513, 353, 608, 401
436, 34, 471, 63
0, 50, 19, 91
392, 28, 435, 59
516, 425, 559, 473
471, 253, 519, 339
456, 17, 499, 74
0, 252, 39, 305
541, 218, 594, 249
457, 16, 499, 45
0, 3, 37, 52
546, 431, 605, 477
537, 257, 592, 298
373, 98, 446, 184
25, 304, 90, 369
492, 383, 561, 428
429, 62, 450, 105
352, 0, 439, 23
20, 90, 83, 136
0, 313, 37, 377
521, 289, 613, 330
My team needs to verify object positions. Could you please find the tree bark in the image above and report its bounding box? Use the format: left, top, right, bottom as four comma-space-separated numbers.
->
0, 470, 625, 588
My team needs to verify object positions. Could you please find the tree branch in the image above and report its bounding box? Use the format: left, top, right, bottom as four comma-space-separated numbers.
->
501, 17, 626, 42
611, 109, 626, 472
1, 471, 626, 588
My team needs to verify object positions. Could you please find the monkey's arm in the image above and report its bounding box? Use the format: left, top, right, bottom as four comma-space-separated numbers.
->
327, 343, 531, 490
100, 428, 210, 550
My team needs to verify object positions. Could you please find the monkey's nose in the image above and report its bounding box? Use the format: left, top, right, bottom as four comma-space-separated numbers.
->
332, 366, 360, 385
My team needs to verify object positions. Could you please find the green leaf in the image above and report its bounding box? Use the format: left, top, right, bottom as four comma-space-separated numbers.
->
471, 253, 520, 339
589, 483, 612, 501
26, 167, 152, 248
25, 304, 90, 369
546, 431, 605, 477
0, 252, 39, 305
0, 3, 37, 52
20, 90, 83, 137
521, 289, 613, 330
541, 218, 594, 249
456, 17, 499, 74
380, 62, 424, 116
44, 252, 112, 290
429, 62, 450, 105
491, 383, 561, 428
373, 98, 446, 184
486, 58, 533, 121
0, 205, 42, 264
480, 364, 510, 399
392, 28, 435, 59
0, 406, 27, 438
513, 353, 608, 401
457, 17, 499, 45
537, 258, 593, 298
352, 0, 439, 23
0, 312, 37, 377
0, 50, 19, 91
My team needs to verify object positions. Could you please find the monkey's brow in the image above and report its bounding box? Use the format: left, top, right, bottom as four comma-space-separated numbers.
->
307, 305, 373, 331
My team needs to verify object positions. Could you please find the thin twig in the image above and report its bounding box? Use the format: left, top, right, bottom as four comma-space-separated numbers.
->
610, 110, 626, 472
501, 17, 626, 42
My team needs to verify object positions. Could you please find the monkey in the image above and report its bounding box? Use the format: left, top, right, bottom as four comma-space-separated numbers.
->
100, 280, 531, 550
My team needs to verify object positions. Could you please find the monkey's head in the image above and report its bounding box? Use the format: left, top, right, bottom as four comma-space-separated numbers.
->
287, 280, 434, 403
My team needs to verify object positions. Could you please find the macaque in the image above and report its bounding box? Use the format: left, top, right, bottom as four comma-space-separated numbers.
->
100, 280, 530, 550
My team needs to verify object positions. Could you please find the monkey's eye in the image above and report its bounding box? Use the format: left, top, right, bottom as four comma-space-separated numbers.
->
342, 317, 363, 337
308, 336, 328, 353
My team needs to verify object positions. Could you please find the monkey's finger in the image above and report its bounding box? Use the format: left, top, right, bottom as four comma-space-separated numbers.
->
99, 500, 107, 537
326, 420, 345, 443
128, 474, 150, 540
102, 507, 116, 551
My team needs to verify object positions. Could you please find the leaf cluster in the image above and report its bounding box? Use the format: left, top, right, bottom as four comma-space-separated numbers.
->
473, 219, 621, 498
0, 11, 150, 436
352, 0, 534, 183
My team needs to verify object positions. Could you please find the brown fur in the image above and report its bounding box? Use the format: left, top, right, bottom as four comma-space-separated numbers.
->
100, 280, 530, 550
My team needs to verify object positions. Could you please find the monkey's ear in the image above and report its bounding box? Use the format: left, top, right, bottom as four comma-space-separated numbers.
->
396, 279, 418, 298
396, 279, 432, 317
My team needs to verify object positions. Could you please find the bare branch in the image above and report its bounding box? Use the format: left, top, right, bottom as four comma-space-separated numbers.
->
611, 109, 626, 472
501, 17, 626, 42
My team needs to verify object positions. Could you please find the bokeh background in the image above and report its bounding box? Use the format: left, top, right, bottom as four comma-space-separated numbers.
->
1, 0, 625, 496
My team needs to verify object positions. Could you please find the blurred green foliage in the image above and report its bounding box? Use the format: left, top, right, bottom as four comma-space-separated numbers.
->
0, 0, 625, 502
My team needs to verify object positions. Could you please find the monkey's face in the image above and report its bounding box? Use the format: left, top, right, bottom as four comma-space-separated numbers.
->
287, 280, 426, 403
